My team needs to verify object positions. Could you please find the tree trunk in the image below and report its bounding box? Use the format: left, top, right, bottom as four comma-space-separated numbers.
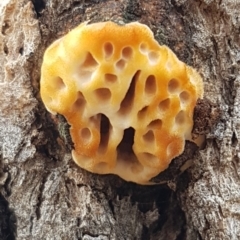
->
0, 0, 239, 239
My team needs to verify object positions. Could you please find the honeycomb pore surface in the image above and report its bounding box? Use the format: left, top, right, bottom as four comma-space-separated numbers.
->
40, 21, 203, 184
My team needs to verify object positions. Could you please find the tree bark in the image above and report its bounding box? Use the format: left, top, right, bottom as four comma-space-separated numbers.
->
0, 0, 239, 239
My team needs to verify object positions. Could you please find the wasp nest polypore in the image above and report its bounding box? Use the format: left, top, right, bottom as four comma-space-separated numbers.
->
40, 21, 203, 184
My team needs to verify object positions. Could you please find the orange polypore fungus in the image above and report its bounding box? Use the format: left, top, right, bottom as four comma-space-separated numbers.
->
40, 21, 203, 184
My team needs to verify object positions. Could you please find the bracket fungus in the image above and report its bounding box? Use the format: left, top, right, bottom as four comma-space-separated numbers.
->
40, 21, 203, 184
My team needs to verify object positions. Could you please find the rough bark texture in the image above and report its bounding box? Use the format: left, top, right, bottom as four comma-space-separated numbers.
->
0, 0, 239, 239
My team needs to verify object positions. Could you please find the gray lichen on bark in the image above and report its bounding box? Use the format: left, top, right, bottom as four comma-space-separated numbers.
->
0, 0, 240, 239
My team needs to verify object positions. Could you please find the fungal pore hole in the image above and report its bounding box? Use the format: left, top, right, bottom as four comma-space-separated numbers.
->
98, 114, 111, 154
80, 128, 92, 143
78, 52, 98, 83
54, 76, 66, 90
137, 106, 148, 120
94, 88, 111, 102
145, 75, 157, 95
148, 51, 160, 65
105, 73, 118, 83
148, 119, 162, 129
168, 78, 180, 93
115, 59, 126, 71
143, 130, 155, 143
118, 70, 140, 115
175, 110, 186, 125
72, 92, 86, 112
81, 52, 98, 69
122, 47, 133, 60
117, 127, 137, 162
159, 98, 170, 112
139, 43, 147, 53
180, 91, 190, 104
103, 42, 114, 58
